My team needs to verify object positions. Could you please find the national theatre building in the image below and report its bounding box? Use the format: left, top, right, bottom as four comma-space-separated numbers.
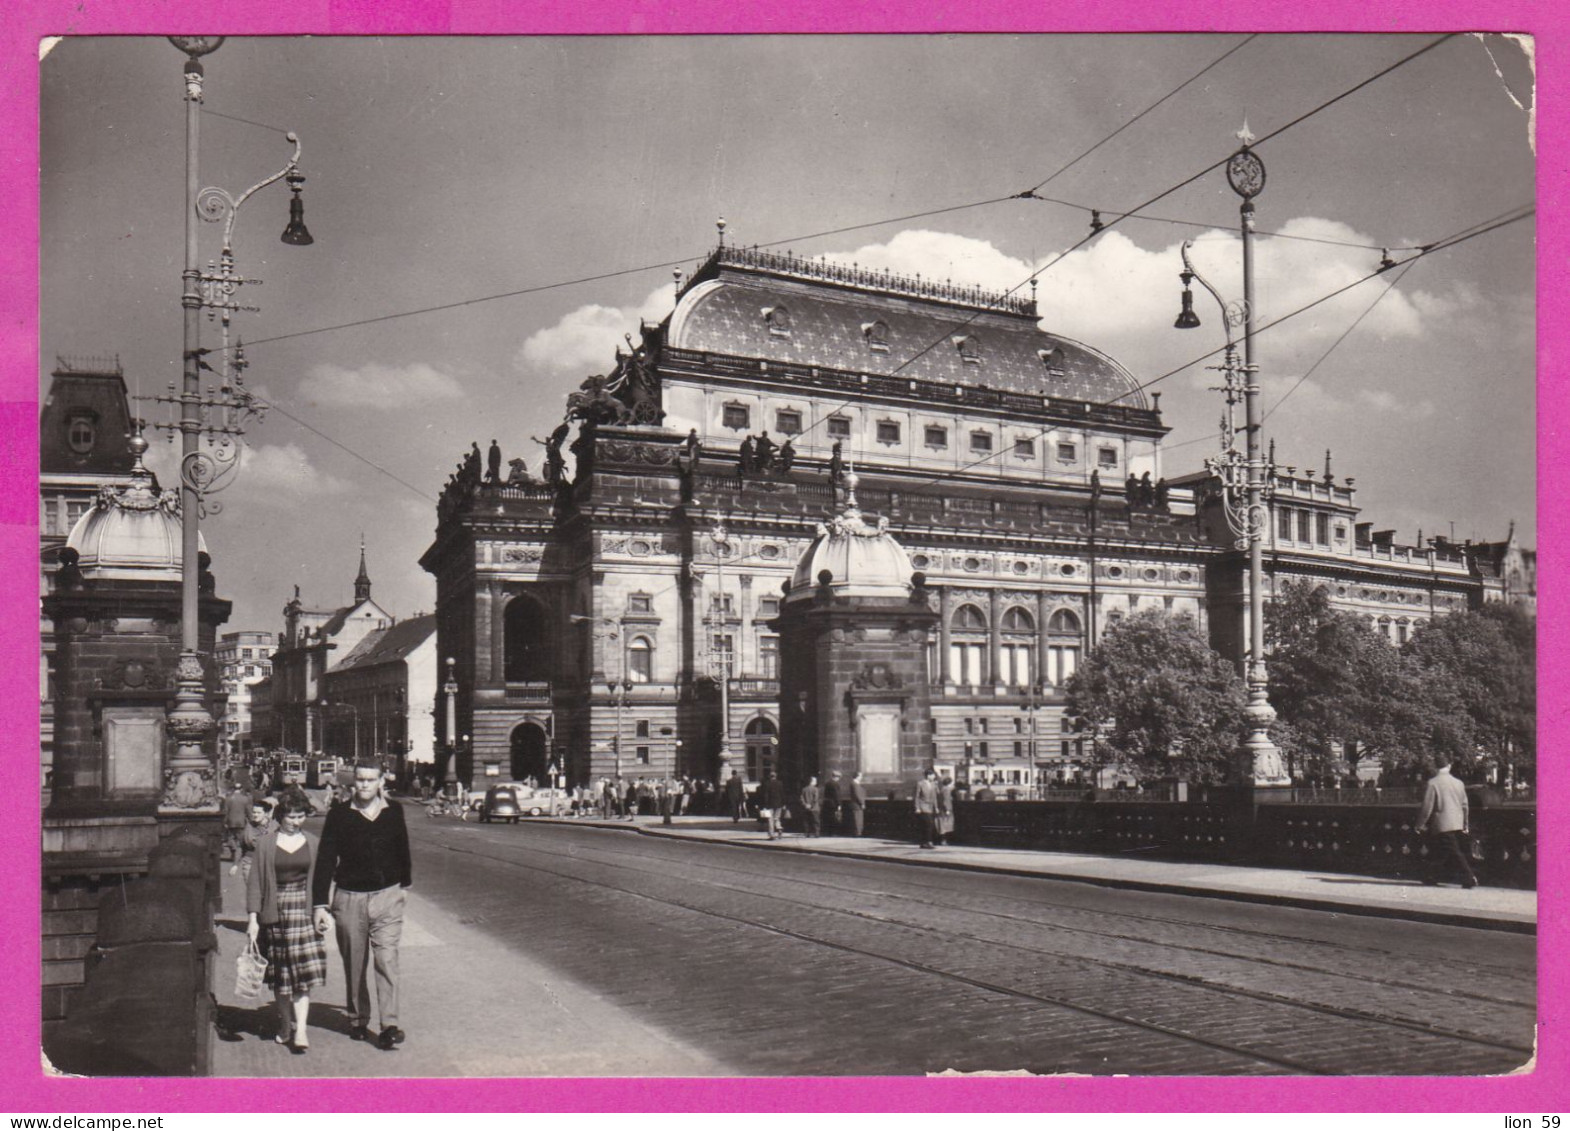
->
420, 239, 1521, 793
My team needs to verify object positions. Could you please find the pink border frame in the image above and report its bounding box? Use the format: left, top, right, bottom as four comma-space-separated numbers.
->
5, 2, 1559, 1112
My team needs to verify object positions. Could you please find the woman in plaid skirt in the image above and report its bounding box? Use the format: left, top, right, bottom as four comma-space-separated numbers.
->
246, 787, 329, 1054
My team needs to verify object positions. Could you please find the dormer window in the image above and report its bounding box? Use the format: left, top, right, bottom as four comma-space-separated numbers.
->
67, 413, 96, 454
763, 306, 791, 336
953, 334, 982, 364
1038, 345, 1064, 370
862, 321, 890, 352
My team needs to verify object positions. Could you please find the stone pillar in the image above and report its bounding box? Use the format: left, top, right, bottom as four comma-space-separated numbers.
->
489, 581, 506, 684
938, 586, 953, 684
988, 587, 1003, 688
1036, 590, 1052, 687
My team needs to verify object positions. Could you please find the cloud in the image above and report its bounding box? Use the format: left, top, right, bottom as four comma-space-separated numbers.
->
823, 222, 1480, 417
304, 361, 465, 408
515, 284, 676, 380
236, 442, 352, 501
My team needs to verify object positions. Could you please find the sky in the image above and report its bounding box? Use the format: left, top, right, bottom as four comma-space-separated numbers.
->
39, 33, 1536, 634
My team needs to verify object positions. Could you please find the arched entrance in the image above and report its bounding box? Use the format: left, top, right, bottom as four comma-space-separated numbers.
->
743, 716, 777, 782
510, 722, 548, 785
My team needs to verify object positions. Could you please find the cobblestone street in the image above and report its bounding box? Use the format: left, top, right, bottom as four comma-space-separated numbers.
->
213, 815, 1536, 1078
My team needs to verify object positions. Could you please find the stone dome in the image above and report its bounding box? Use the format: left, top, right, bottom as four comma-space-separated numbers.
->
65, 433, 205, 581
787, 472, 915, 601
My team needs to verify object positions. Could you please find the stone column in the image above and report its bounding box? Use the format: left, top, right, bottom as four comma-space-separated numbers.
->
938, 586, 954, 685
489, 580, 505, 684
988, 587, 1003, 688
1036, 590, 1052, 688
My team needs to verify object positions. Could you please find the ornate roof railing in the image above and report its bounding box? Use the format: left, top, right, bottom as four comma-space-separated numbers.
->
708, 244, 1037, 317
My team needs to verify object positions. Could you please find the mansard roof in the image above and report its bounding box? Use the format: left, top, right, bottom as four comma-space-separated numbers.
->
666, 246, 1146, 409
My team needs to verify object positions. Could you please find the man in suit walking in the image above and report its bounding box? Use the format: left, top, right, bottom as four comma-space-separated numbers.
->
844, 771, 867, 837
821, 771, 842, 835
800, 775, 823, 837
1417, 759, 1478, 888
913, 768, 940, 849
724, 769, 747, 823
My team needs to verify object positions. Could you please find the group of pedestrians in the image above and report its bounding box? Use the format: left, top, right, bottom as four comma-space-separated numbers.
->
913, 768, 957, 849
241, 762, 413, 1055
753, 769, 869, 840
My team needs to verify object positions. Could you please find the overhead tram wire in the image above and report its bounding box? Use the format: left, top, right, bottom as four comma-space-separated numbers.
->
892, 205, 1533, 494
228, 35, 1266, 359
1161, 259, 1423, 457
1022, 34, 1260, 194
790, 32, 1463, 442
229, 36, 1462, 505
250, 394, 438, 503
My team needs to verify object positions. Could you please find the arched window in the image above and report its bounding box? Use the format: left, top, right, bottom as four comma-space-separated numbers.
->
1000, 607, 1035, 688
67, 414, 95, 454
503, 595, 551, 682
743, 716, 777, 782
1045, 607, 1083, 688
627, 636, 653, 683
949, 604, 988, 686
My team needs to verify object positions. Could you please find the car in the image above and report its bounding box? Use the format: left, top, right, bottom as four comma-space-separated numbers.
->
513, 786, 568, 817
479, 785, 521, 824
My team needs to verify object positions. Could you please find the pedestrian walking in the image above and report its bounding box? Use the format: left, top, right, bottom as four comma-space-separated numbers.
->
761, 770, 786, 840
724, 770, 747, 823
914, 768, 940, 849
935, 772, 956, 846
311, 762, 413, 1051
238, 800, 276, 883
624, 779, 639, 820
658, 777, 675, 826
822, 771, 842, 835
223, 782, 252, 870
844, 771, 867, 837
247, 787, 326, 1055
1417, 759, 1478, 888
602, 777, 619, 819
800, 776, 823, 837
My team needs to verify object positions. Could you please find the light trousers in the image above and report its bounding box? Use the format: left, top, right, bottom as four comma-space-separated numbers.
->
332, 884, 406, 1030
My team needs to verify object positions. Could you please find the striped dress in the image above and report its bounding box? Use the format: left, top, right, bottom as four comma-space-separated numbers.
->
261, 839, 328, 996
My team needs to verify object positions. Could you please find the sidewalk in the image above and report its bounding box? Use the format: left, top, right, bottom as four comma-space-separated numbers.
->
544, 814, 1537, 933
208, 857, 731, 1077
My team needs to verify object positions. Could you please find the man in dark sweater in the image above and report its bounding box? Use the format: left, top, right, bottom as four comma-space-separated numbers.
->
312, 762, 412, 1050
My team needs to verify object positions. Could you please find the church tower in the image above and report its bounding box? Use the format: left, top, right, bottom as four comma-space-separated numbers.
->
354, 536, 372, 604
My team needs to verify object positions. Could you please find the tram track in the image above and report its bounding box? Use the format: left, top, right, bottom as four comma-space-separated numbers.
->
420, 823, 1533, 1074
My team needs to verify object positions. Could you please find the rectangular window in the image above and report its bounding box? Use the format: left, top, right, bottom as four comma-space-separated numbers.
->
722, 403, 750, 430
1014, 741, 1024, 758
1056, 442, 1077, 462
1316, 513, 1330, 546
876, 421, 901, 444
1046, 645, 1079, 687
635, 720, 650, 738
711, 634, 734, 677
775, 410, 802, 435
1014, 718, 1025, 734
924, 426, 948, 448
978, 718, 989, 735
827, 416, 851, 439
1098, 447, 1119, 469
759, 635, 779, 678
66, 500, 89, 528
1297, 511, 1312, 543
629, 593, 653, 613
964, 718, 975, 735
636, 746, 651, 764
978, 742, 989, 759
44, 499, 59, 536
757, 597, 780, 617
970, 431, 993, 453
1014, 438, 1035, 458
1061, 740, 1071, 759
711, 594, 734, 615
1278, 507, 1293, 540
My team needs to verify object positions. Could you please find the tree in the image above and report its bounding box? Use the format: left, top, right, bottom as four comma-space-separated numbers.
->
1403, 604, 1536, 780
1065, 610, 1247, 783
1264, 581, 1433, 779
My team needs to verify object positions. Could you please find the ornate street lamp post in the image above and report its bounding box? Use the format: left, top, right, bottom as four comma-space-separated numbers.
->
607, 679, 632, 780
443, 656, 459, 784
159, 38, 311, 813
711, 521, 734, 774
1173, 126, 1287, 788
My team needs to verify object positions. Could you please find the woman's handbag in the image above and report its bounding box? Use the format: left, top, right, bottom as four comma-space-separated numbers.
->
235, 937, 268, 999
758, 808, 774, 819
